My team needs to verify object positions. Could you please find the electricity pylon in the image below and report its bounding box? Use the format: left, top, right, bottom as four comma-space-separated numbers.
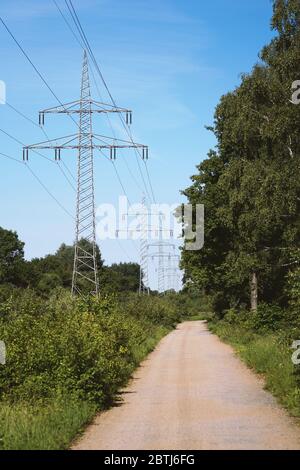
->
139, 195, 149, 295
23, 50, 148, 295
147, 250, 179, 292
158, 215, 165, 293
165, 254, 180, 291
155, 213, 171, 293
117, 203, 175, 294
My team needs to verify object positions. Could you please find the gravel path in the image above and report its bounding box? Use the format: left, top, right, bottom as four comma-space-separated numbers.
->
73, 321, 300, 450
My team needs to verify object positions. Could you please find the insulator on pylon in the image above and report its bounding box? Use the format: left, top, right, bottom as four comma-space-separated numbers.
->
58, 149, 61, 161
55, 148, 57, 161
170, 230, 174, 237
126, 111, 132, 125
114, 148, 117, 160
23, 148, 29, 161
110, 147, 113, 160
39, 112, 45, 126
142, 147, 149, 160
116, 230, 119, 238
23, 149, 25, 161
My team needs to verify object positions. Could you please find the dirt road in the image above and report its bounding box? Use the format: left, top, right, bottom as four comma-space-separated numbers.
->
73, 321, 300, 450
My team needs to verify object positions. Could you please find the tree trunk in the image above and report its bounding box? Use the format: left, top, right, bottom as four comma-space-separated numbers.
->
250, 271, 258, 311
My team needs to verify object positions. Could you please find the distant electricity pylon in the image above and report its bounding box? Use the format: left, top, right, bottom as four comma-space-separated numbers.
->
166, 254, 180, 291
116, 202, 176, 294
23, 50, 148, 295
139, 195, 150, 295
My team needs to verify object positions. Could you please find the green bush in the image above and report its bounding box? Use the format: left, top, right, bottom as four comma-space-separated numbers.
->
120, 293, 181, 328
249, 303, 284, 333
0, 294, 142, 405
0, 288, 189, 448
0, 291, 185, 406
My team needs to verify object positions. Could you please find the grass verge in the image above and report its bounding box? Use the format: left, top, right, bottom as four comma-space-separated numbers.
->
209, 321, 300, 417
0, 399, 96, 450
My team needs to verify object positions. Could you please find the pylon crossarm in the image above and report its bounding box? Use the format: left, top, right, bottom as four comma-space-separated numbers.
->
147, 253, 179, 258
116, 228, 172, 234
24, 142, 148, 161
23, 50, 152, 296
41, 99, 83, 113
24, 133, 146, 150
147, 242, 176, 248
93, 133, 144, 146
40, 99, 131, 115
26, 134, 78, 148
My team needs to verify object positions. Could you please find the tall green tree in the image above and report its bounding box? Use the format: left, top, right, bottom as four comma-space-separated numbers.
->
100, 263, 140, 293
0, 227, 25, 286
181, 0, 300, 314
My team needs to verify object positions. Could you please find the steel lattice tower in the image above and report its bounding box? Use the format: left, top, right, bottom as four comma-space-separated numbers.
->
72, 51, 98, 295
139, 195, 149, 295
158, 214, 165, 293
23, 50, 149, 296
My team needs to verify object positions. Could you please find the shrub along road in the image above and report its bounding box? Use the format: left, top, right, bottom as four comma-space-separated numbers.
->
73, 321, 300, 450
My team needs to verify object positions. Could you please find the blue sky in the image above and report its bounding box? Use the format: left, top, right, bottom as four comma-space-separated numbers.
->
0, 0, 275, 283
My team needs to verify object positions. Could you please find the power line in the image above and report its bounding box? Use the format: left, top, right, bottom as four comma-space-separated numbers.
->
64, 0, 154, 203
1, 5, 160, 281
0, 14, 86, 135
52, 0, 84, 49
6, 100, 76, 190
51, 1, 152, 260
52, 1, 145, 260
0, 150, 23, 165
0, 9, 152, 207
0, 151, 74, 220
0, 17, 68, 111
56, 160, 76, 191
25, 164, 75, 220
6, 102, 41, 128
52, 0, 148, 198
144, 160, 157, 203
0, 123, 76, 192
0, 126, 52, 164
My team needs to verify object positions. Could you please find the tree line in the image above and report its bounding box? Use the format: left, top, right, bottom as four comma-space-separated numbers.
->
181, 0, 300, 315
0, 226, 141, 296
